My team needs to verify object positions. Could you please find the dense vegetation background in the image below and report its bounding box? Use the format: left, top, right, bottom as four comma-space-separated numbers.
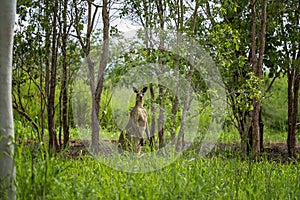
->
1, 0, 300, 199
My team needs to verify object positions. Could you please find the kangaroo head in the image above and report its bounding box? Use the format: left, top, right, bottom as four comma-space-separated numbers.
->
133, 86, 148, 102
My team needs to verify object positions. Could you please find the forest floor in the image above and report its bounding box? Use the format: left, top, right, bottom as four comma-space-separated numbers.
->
65, 139, 300, 163
16, 138, 300, 199
207, 142, 300, 163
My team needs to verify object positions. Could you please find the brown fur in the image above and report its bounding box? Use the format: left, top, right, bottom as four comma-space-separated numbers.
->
118, 87, 150, 153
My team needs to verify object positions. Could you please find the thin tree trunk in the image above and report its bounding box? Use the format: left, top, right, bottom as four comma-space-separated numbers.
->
250, 0, 267, 158
255, 0, 267, 156
228, 90, 249, 158
157, 86, 165, 148
87, 55, 100, 150
40, 55, 45, 141
176, 104, 187, 151
76, 1, 99, 149
44, 0, 51, 145
287, 70, 300, 158
62, 0, 69, 149
142, 0, 155, 149
249, 0, 258, 157
286, 1, 300, 159
73, 0, 103, 151
58, 92, 63, 148
171, 95, 179, 142
91, 0, 110, 150
155, 0, 166, 149
149, 84, 156, 149
259, 108, 264, 150
48, 0, 59, 151
176, 0, 199, 152
95, 0, 109, 116
251, 101, 261, 157
171, 0, 183, 143
0, 1, 16, 199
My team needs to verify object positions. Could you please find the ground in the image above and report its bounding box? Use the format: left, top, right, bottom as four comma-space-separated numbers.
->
65, 139, 300, 163
17, 138, 299, 162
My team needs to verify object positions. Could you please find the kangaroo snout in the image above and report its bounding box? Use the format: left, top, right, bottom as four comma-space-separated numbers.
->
137, 93, 144, 100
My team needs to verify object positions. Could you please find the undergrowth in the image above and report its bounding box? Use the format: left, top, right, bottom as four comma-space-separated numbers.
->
14, 120, 300, 199
15, 140, 300, 200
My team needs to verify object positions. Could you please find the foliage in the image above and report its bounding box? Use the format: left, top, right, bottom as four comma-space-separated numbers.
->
263, 76, 288, 132
11, 0, 299, 154
11, 0, 300, 192
6, 0, 300, 199
15, 140, 300, 199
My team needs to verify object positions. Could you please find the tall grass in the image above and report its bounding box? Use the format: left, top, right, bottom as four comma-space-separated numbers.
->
14, 78, 300, 200
15, 140, 300, 200
218, 127, 288, 143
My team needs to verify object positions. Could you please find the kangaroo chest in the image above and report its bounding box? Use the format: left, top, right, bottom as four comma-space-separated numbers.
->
130, 106, 147, 127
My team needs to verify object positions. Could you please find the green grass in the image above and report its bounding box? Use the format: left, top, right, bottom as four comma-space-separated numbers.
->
14, 120, 300, 200
15, 141, 300, 200
218, 126, 288, 143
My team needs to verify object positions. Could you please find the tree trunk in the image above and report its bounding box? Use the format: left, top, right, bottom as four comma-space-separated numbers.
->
149, 84, 156, 149
62, 0, 69, 149
240, 113, 251, 159
73, 0, 104, 152
44, 0, 51, 144
287, 70, 300, 158
259, 109, 264, 150
286, 0, 300, 159
251, 101, 261, 157
171, 95, 179, 142
90, 0, 110, 150
176, 1, 199, 152
249, 0, 259, 157
86, 55, 100, 151
48, 0, 59, 151
140, 0, 155, 149
228, 87, 250, 158
249, 0, 267, 158
0, 1, 16, 199
171, 0, 183, 143
40, 55, 45, 141
156, 0, 166, 149
58, 92, 63, 148
176, 104, 187, 152
157, 85, 165, 148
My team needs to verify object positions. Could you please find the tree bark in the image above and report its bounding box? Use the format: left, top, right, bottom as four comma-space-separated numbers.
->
92, 0, 110, 150
259, 109, 264, 150
48, 0, 59, 151
249, 0, 267, 158
171, 0, 183, 143
155, 0, 166, 149
157, 85, 165, 148
149, 84, 156, 149
0, 1, 16, 199
286, 0, 300, 159
61, 0, 70, 149
287, 69, 300, 159
249, 0, 259, 157
176, 0, 199, 152
44, 0, 51, 144
256, 0, 267, 153
73, 0, 107, 151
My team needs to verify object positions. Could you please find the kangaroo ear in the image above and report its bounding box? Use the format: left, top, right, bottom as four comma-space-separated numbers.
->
142, 87, 148, 93
133, 87, 139, 93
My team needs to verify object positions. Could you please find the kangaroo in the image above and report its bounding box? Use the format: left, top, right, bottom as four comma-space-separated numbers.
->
118, 87, 150, 153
